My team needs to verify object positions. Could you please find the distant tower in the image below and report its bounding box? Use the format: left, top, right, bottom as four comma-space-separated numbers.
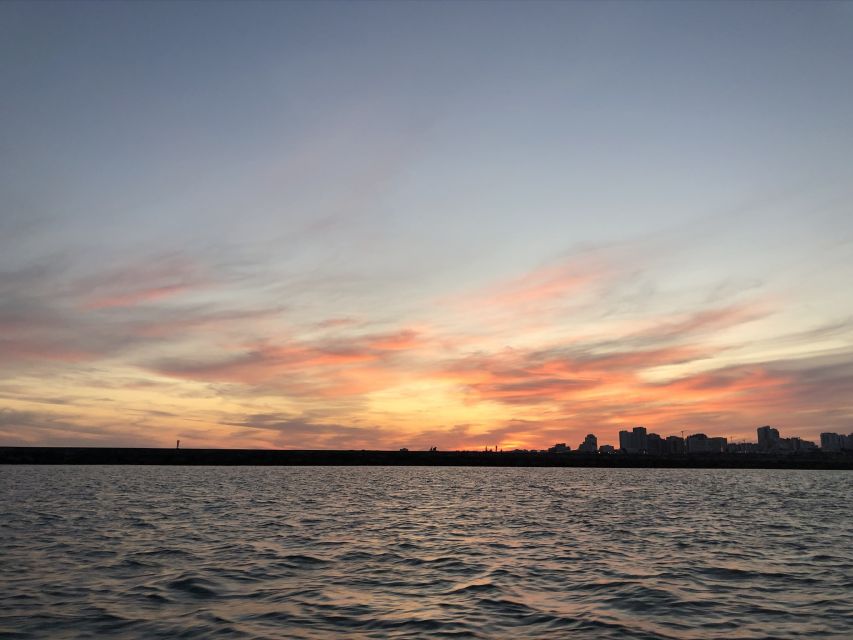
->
618, 430, 631, 452
176, 439, 180, 449
633, 426, 648, 453
579, 434, 598, 453
757, 426, 780, 451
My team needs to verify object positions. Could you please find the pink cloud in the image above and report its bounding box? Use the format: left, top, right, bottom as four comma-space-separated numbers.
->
449, 252, 614, 314
149, 328, 426, 395
85, 283, 192, 310
77, 256, 204, 310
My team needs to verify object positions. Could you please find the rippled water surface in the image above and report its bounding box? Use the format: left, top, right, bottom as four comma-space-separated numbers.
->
2, 466, 852, 639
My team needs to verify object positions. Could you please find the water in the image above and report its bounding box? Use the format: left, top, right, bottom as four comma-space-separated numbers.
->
1, 466, 851, 639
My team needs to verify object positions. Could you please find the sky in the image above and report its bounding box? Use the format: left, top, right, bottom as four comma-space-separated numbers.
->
1, 1, 852, 450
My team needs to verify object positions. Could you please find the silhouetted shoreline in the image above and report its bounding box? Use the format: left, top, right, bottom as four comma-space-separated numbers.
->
1, 447, 851, 469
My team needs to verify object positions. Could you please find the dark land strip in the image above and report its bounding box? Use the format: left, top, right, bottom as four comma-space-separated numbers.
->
1, 447, 852, 469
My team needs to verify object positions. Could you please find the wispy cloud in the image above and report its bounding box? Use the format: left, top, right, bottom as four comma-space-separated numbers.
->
148, 327, 427, 398
1, 235, 851, 448
223, 412, 387, 448
76, 256, 205, 309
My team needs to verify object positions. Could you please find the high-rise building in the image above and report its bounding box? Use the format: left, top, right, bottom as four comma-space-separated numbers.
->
821, 432, 845, 452
787, 437, 817, 452
679, 433, 727, 454
618, 430, 631, 452
683, 434, 727, 453
757, 426, 780, 451
707, 437, 728, 453
633, 426, 648, 453
727, 441, 759, 453
686, 433, 709, 453
578, 434, 598, 453
619, 427, 649, 453
665, 435, 685, 454
646, 433, 663, 455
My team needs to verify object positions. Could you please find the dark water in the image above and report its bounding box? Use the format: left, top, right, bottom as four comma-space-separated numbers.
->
1, 467, 851, 639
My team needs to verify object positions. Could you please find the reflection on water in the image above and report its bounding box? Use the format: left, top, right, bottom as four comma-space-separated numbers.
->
1, 466, 851, 638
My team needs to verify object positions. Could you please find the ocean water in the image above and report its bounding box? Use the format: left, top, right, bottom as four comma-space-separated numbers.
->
1, 466, 851, 639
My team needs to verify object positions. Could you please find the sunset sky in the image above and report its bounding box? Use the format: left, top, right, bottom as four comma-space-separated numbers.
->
2, 1, 852, 450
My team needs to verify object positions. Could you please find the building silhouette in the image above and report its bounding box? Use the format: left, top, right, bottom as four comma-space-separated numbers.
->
757, 426, 781, 451
685, 433, 727, 454
820, 432, 853, 452
578, 434, 598, 453
618, 426, 648, 454
541, 424, 843, 457
666, 435, 685, 454
756, 426, 817, 453
646, 433, 663, 455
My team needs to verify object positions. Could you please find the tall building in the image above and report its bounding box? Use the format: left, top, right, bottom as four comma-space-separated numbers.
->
686, 433, 706, 453
618, 430, 631, 452
665, 435, 685, 454
578, 434, 598, 453
633, 426, 648, 453
727, 441, 759, 453
821, 432, 845, 452
685, 434, 726, 453
619, 427, 649, 453
757, 426, 780, 452
707, 437, 728, 453
787, 437, 817, 452
646, 433, 663, 455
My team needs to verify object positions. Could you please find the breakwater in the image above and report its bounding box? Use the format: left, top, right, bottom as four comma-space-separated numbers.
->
1, 447, 851, 469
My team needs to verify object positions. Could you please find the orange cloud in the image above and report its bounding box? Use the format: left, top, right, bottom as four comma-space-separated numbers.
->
149, 328, 427, 395
77, 256, 203, 310
84, 283, 192, 310
434, 343, 716, 406
4, 245, 850, 451
450, 252, 613, 314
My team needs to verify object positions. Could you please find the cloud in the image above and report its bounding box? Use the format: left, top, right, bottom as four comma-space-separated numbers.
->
452, 250, 615, 315
435, 340, 718, 407
224, 412, 392, 449
84, 283, 193, 310
76, 255, 205, 309
1, 233, 850, 449
628, 303, 769, 344
0, 408, 136, 446
149, 328, 427, 395
314, 316, 359, 329
0, 254, 285, 372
